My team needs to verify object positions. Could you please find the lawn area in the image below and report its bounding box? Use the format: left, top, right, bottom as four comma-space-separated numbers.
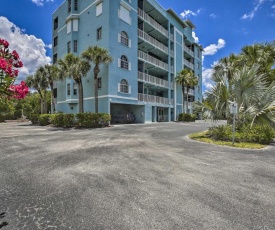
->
189, 131, 266, 149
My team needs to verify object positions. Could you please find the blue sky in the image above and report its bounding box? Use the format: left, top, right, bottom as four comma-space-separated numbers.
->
0, 0, 275, 91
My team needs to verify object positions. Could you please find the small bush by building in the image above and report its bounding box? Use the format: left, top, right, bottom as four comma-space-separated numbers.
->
208, 124, 275, 144
178, 113, 196, 122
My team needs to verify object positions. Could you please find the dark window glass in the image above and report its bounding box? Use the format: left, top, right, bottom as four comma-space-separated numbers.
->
67, 41, 71, 53
53, 54, 57, 64
74, 40, 77, 52
97, 27, 102, 40
54, 17, 58, 30
121, 55, 128, 69
67, 83, 71, 95
54, 36, 58, 47
68, 0, 71, 13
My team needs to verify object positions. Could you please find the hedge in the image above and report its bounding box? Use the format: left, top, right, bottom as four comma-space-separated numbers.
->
178, 113, 196, 122
208, 124, 275, 144
50, 114, 75, 127
76, 112, 111, 128
30, 114, 40, 125
30, 113, 111, 128
39, 114, 52, 126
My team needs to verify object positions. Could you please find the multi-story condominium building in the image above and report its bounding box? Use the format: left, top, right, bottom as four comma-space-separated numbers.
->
52, 0, 203, 123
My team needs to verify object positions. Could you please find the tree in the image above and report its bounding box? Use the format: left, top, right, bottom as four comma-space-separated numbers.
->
0, 38, 28, 100
175, 69, 198, 113
57, 53, 91, 113
81, 46, 112, 113
26, 67, 48, 114
42, 64, 59, 113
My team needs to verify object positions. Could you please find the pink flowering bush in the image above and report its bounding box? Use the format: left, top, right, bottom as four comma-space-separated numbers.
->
0, 38, 28, 100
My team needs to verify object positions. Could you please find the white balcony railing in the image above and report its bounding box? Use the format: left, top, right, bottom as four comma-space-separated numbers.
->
138, 50, 168, 71
138, 93, 174, 105
184, 87, 195, 95
184, 45, 194, 57
138, 72, 169, 88
138, 8, 168, 37
184, 102, 193, 108
138, 29, 168, 54
184, 59, 194, 70
170, 33, 174, 42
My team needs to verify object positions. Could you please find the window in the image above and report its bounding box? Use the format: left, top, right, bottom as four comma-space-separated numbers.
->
53, 88, 57, 98
54, 17, 58, 30
54, 36, 58, 47
74, 40, 77, 52
74, 0, 78, 10
96, 2, 103, 16
67, 41, 71, 53
67, 83, 71, 95
68, 0, 71, 13
73, 83, 77, 95
53, 54, 57, 64
120, 79, 128, 93
120, 55, 128, 69
97, 27, 102, 40
197, 49, 200, 58
120, 31, 128, 46
98, 77, 102, 89
119, 5, 131, 24
67, 21, 71, 34
73, 19, 78, 31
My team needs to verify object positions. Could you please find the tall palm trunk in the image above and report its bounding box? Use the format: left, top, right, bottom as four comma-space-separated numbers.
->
37, 89, 44, 114
94, 65, 100, 113
78, 79, 84, 113
43, 90, 47, 114
186, 86, 189, 114
182, 83, 185, 113
50, 83, 55, 113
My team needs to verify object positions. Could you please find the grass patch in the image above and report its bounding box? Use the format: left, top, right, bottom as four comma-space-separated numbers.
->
189, 131, 266, 149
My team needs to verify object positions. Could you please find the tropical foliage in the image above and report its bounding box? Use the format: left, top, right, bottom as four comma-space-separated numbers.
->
82, 46, 112, 113
57, 53, 91, 113
196, 42, 275, 129
175, 69, 198, 113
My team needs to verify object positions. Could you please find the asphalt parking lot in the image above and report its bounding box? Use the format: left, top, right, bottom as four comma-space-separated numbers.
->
0, 121, 275, 230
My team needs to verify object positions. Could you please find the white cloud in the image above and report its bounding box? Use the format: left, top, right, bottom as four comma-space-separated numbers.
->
210, 14, 216, 19
192, 31, 199, 43
0, 17, 51, 81
180, 9, 201, 19
31, 0, 54, 6
45, 44, 52, 49
203, 39, 226, 56
202, 68, 214, 91
241, 0, 266, 20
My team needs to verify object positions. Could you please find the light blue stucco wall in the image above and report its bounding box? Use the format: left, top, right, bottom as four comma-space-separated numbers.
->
52, 0, 203, 122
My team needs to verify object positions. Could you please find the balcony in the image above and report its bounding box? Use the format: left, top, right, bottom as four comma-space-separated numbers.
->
170, 49, 174, 58
170, 33, 174, 42
138, 72, 169, 88
184, 87, 195, 95
138, 93, 174, 105
138, 29, 168, 54
184, 45, 194, 57
138, 8, 168, 37
184, 102, 193, 108
138, 50, 168, 71
184, 59, 194, 70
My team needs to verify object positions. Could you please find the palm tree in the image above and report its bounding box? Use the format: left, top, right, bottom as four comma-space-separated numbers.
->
175, 69, 198, 113
57, 53, 91, 113
25, 68, 48, 114
81, 46, 112, 113
43, 64, 59, 113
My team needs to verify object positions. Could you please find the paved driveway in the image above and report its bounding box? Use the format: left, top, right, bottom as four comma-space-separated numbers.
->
0, 122, 275, 230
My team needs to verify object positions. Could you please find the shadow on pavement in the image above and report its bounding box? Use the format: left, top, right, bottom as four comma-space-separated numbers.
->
0, 212, 8, 229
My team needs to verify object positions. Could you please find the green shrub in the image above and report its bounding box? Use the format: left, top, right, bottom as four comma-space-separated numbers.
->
30, 114, 40, 125
178, 113, 196, 122
39, 114, 51, 126
76, 112, 111, 128
50, 113, 74, 127
208, 124, 275, 144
